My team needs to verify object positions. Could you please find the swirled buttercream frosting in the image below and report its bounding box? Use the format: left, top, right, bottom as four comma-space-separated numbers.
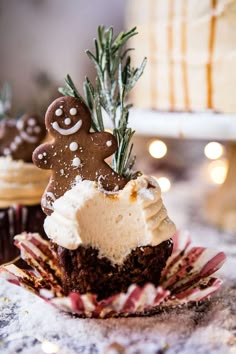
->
0, 157, 50, 207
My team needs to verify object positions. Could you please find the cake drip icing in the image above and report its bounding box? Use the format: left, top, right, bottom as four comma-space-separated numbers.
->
0, 157, 50, 207
127, 0, 236, 113
44, 175, 176, 265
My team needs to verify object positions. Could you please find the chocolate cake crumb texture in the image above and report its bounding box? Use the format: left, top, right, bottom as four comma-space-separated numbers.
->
53, 239, 173, 300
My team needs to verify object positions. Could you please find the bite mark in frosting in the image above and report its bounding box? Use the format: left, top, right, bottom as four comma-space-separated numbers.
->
44, 175, 176, 265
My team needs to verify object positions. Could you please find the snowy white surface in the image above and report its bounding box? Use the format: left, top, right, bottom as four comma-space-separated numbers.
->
1, 176, 236, 354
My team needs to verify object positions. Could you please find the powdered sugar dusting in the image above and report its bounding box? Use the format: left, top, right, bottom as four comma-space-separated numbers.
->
0, 277, 235, 354
0, 176, 235, 353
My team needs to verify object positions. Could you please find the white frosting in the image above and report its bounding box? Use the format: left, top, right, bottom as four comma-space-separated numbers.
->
127, 0, 236, 113
70, 108, 77, 115
26, 127, 33, 134
10, 143, 17, 151
106, 140, 112, 147
44, 175, 176, 265
15, 136, 22, 144
69, 142, 78, 151
51, 120, 82, 135
55, 108, 63, 117
3, 148, 10, 155
20, 131, 38, 143
16, 120, 23, 130
64, 118, 71, 125
34, 126, 41, 133
28, 118, 36, 126
72, 157, 81, 168
0, 157, 50, 207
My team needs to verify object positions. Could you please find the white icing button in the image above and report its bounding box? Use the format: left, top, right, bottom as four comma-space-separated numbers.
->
38, 154, 43, 160
72, 157, 81, 168
28, 118, 36, 126
70, 107, 77, 115
75, 175, 82, 183
69, 142, 78, 151
55, 108, 63, 116
64, 118, 71, 125
106, 140, 112, 147
43, 152, 47, 156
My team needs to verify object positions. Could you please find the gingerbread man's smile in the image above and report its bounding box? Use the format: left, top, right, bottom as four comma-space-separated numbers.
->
52, 119, 82, 136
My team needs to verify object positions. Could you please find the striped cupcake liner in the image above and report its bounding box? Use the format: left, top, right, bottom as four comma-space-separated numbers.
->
0, 231, 226, 318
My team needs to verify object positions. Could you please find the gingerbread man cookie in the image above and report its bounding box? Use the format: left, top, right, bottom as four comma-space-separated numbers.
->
0, 114, 46, 162
33, 96, 127, 215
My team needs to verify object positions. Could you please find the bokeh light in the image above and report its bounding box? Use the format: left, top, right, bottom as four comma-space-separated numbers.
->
208, 159, 228, 184
156, 177, 171, 192
148, 140, 167, 159
204, 142, 224, 160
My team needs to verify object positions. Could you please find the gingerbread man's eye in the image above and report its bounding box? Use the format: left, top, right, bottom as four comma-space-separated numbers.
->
70, 108, 77, 115
55, 108, 63, 117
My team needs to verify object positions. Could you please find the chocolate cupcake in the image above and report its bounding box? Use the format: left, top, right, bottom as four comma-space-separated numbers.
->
46, 176, 176, 299
0, 114, 50, 264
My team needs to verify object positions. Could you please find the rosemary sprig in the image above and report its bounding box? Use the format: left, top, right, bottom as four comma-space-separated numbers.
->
0, 83, 11, 120
59, 26, 146, 179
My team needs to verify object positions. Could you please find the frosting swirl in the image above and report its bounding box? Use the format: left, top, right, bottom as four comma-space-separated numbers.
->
44, 175, 176, 264
0, 157, 50, 207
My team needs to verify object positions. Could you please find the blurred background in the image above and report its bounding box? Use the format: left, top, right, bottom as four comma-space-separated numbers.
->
0, 0, 126, 112
0, 0, 234, 233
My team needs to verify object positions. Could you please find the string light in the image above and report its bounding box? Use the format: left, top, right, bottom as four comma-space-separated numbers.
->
148, 140, 167, 159
156, 177, 171, 192
204, 142, 224, 160
208, 159, 228, 185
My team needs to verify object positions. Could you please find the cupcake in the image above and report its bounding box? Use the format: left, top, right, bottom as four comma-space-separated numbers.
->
0, 113, 50, 264
44, 174, 175, 299
33, 95, 176, 300
0, 29, 226, 317
32, 26, 176, 300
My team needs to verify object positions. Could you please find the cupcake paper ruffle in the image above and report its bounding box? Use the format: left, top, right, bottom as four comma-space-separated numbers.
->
0, 231, 226, 318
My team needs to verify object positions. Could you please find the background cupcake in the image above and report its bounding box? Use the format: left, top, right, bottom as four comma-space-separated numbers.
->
0, 83, 50, 264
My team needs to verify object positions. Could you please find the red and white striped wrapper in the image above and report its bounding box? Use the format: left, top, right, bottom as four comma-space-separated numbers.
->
0, 231, 226, 318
